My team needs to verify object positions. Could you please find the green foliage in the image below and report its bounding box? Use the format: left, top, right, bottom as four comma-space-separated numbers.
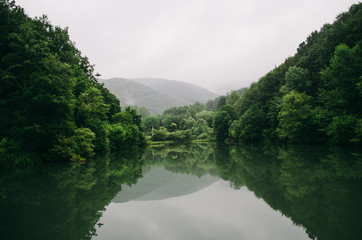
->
143, 115, 161, 134
76, 87, 109, 127
197, 132, 209, 140
151, 127, 169, 141
320, 44, 362, 114
50, 128, 96, 161
150, 127, 192, 143
226, 90, 241, 105
168, 130, 192, 143
108, 123, 126, 150
0, 1, 144, 163
217, 96, 227, 109
212, 3, 362, 145
212, 104, 238, 142
213, 110, 232, 142
112, 111, 133, 125
277, 91, 317, 143
233, 104, 267, 142
352, 118, 362, 143
195, 110, 214, 127
325, 115, 358, 144
96, 83, 121, 119
144, 102, 214, 142
280, 66, 311, 95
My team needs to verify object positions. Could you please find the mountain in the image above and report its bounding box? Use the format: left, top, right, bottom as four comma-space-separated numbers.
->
101, 78, 218, 114
132, 78, 218, 104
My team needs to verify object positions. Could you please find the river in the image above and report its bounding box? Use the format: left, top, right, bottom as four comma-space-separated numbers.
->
0, 143, 361, 240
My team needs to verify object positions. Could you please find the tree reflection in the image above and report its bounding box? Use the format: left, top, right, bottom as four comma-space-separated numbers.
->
1, 144, 361, 240
218, 144, 362, 240
144, 143, 362, 240
0, 147, 144, 240
143, 143, 218, 177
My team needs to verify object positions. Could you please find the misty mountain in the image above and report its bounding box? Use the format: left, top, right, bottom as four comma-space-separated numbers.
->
132, 78, 218, 104
101, 78, 218, 114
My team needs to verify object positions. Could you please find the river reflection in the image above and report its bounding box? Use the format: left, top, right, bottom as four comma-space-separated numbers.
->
0, 147, 144, 240
0, 144, 361, 240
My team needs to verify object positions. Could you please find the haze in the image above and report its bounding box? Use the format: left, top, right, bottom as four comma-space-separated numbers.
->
16, 0, 359, 94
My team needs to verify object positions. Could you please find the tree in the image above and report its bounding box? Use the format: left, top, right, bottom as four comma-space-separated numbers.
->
226, 90, 240, 106
277, 91, 318, 143
325, 115, 358, 144
213, 110, 232, 142
320, 44, 362, 115
0, 1, 144, 163
280, 66, 311, 95
143, 115, 161, 134
233, 104, 267, 142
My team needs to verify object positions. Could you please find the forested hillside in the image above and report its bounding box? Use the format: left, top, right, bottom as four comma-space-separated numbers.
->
0, 0, 144, 167
213, 3, 362, 145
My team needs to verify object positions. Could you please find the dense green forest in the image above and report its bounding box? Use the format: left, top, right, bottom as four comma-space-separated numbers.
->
148, 3, 362, 146
141, 90, 244, 142
213, 3, 362, 145
1, 0, 361, 169
0, 0, 144, 167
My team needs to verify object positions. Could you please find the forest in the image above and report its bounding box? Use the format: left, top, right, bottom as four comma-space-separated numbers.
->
142, 3, 362, 146
1, 1, 362, 169
0, 0, 144, 167
213, 3, 362, 145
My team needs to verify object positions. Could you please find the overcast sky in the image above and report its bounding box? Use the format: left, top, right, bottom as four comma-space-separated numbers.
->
16, 0, 359, 94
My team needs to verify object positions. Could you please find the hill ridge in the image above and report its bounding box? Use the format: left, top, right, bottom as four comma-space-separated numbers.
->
101, 77, 218, 114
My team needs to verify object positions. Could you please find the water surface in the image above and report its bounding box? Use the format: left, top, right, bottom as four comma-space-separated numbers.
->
0, 144, 361, 240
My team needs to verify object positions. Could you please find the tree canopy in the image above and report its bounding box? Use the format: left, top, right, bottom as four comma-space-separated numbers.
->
212, 3, 362, 145
0, 0, 144, 166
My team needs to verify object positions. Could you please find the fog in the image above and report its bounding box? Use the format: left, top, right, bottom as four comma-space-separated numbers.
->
16, 0, 359, 93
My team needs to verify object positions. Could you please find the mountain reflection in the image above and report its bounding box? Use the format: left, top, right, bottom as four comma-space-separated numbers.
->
0, 144, 361, 240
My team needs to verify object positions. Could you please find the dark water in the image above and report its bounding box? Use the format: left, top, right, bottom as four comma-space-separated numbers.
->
0, 144, 361, 240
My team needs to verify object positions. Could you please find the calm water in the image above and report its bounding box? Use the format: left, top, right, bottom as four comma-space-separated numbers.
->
0, 144, 361, 240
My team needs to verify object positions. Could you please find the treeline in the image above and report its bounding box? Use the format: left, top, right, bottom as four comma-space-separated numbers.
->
141, 90, 245, 143
214, 3, 362, 145
142, 102, 214, 142
0, 0, 144, 166
147, 3, 362, 146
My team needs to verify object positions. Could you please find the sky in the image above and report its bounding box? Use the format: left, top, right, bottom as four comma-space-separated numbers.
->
16, 0, 359, 94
